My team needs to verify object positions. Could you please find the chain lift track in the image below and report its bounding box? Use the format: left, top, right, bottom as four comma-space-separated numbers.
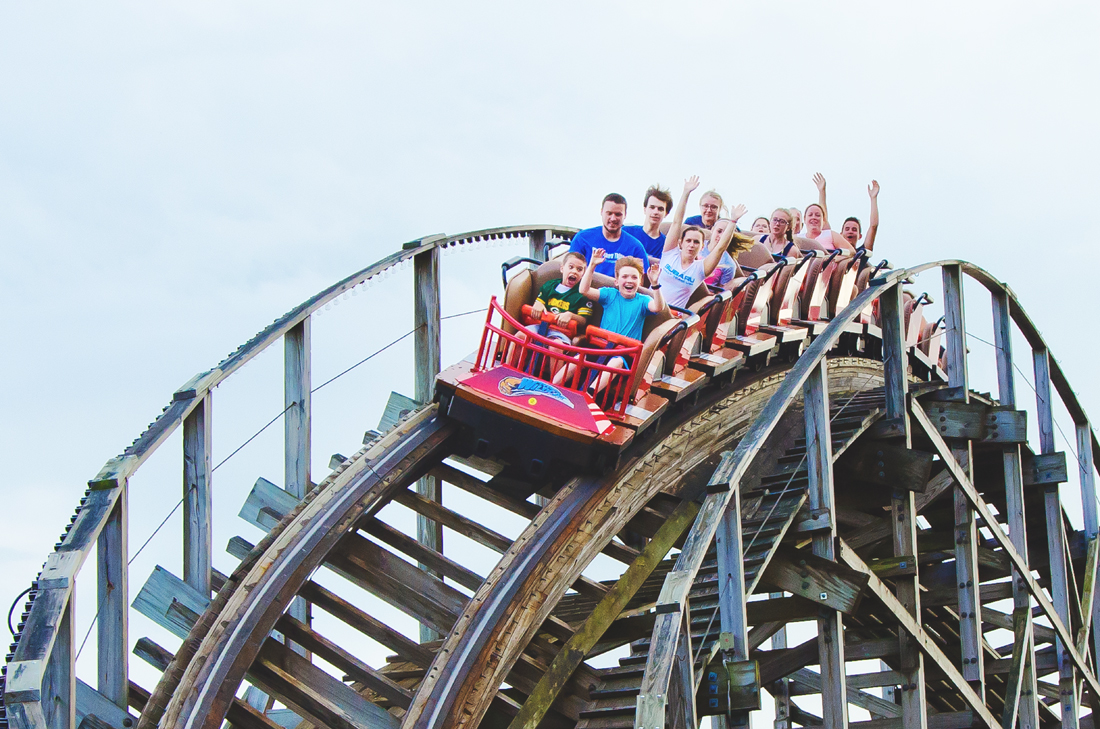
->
5, 225, 1100, 729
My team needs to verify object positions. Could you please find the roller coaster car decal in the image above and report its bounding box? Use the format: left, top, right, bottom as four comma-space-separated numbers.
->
463, 366, 612, 435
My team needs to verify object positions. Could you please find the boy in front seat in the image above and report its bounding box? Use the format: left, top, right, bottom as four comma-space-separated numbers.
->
574, 248, 664, 394
528, 251, 592, 343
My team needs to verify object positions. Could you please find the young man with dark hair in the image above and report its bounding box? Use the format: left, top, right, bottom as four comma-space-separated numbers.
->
623, 185, 673, 259
569, 193, 649, 277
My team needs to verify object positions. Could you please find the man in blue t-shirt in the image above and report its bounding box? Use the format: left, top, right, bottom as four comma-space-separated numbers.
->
622, 185, 673, 260
569, 193, 649, 277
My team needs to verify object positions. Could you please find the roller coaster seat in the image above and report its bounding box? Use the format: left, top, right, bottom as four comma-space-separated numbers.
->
737, 242, 775, 269
500, 259, 681, 404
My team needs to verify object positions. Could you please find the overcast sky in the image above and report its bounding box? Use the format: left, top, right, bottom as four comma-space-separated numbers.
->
2, 1, 1099, 723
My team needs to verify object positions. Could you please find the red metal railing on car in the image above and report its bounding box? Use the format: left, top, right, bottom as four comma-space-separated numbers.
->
474, 297, 643, 418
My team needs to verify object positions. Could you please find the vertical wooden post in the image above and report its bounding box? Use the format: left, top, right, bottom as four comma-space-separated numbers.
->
97, 486, 128, 711
991, 290, 1040, 728
715, 457, 749, 729
1034, 348, 1078, 727
529, 229, 547, 261
769, 599, 791, 729
183, 395, 212, 596
803, 361, 846, 728
43, 593, 75, 729
942, 265, 984, 695
414, 244, 442, 644
285, 320, 311, 650
1077, 420, 1100, 667
880, 283, 927, 729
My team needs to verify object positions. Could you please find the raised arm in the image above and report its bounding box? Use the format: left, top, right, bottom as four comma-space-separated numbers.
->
813, 172, 831, 229
864, 180, 880, 252
664, 175, 700, 252
646, 261, 665, 312
702, 211, 748, 275
579, 248, 604, 301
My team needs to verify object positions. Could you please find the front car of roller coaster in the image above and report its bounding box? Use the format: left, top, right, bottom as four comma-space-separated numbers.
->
5, 224, 1100, 729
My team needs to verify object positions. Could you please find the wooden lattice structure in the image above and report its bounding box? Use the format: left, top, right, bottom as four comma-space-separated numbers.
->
4, 226, 1099, 729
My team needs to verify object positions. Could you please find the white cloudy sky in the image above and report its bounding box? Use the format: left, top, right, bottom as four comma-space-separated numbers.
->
2, 1, 1099, 723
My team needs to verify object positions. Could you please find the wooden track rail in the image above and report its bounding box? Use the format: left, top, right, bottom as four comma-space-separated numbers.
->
6, 240, 1100, 729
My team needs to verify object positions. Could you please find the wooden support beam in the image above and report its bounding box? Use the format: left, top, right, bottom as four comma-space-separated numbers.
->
1035, 347, 1079, 727
249, 638, 398, 729
284, 319, 311, 651
43, 593, 75, 729
879, 282, 927, 729
414, 243, 442, 644
528, 229, 546, 261
183, 394, 212, 596
942, 267, 983, 695
715, 456, 749, 660
803, 361, 846, 729
788, 668, 899, 718
838, 540, 999, 728
910, 402, 1100, 706
1076, 417, 1100, 677
332, 532, 467, 636
715, 451, 750, 729
759, 548, 868, 615
991, 287, 1040, 728
768, 592, 792, 729
275, 615, 413, 708
96, 490, 128, 711
298, 580, 435, 668
507, 500, 698, 729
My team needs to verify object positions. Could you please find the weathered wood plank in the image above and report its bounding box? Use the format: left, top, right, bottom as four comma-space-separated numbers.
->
838, 540, 998, 728
284, 319, 311, 652
131, 565, 209, 639
96, 491, 128, 710
299, 580, 434, 667
250, 638, 398, 729
506, 500, 699, 729
414, 244, 442, 643
991, 284, 1040, 729
803, 361, 846, 729
276, 615, 413, 708
911, 402, 1100, 707
238, 477, 299, 531
332, 532, 467, 635
760, 547, 867, 615
183, 394, 213, 596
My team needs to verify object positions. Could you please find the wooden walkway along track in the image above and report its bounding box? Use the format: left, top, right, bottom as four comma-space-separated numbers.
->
6, 237, 1100, 729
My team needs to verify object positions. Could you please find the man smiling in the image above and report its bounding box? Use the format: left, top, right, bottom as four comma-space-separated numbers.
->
569, 193, 648, 277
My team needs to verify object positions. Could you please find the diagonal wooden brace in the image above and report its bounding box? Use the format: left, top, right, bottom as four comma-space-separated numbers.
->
910, 402, 1100, 706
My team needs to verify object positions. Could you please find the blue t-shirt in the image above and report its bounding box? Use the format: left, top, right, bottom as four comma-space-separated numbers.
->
598, 287, 653, 342
622, 224, 666, 259
684, 214, 711, 229
569, 227, 649, 277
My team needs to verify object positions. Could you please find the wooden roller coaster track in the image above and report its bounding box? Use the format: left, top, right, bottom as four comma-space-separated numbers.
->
5, 225, 1100, 729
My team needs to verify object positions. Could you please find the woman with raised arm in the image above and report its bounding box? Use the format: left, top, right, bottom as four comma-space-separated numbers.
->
801, 173, 854, 253
661, 177, 751, 308
839, 180, 880, 253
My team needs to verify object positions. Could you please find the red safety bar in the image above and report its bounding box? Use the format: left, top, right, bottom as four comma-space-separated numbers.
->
474, 297, 643, 418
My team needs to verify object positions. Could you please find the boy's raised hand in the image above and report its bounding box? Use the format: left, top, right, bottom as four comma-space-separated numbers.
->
729, 203, 748, 222
648, 261, 661, 285
684, 175, 700, 194
591, 248, 606, 266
